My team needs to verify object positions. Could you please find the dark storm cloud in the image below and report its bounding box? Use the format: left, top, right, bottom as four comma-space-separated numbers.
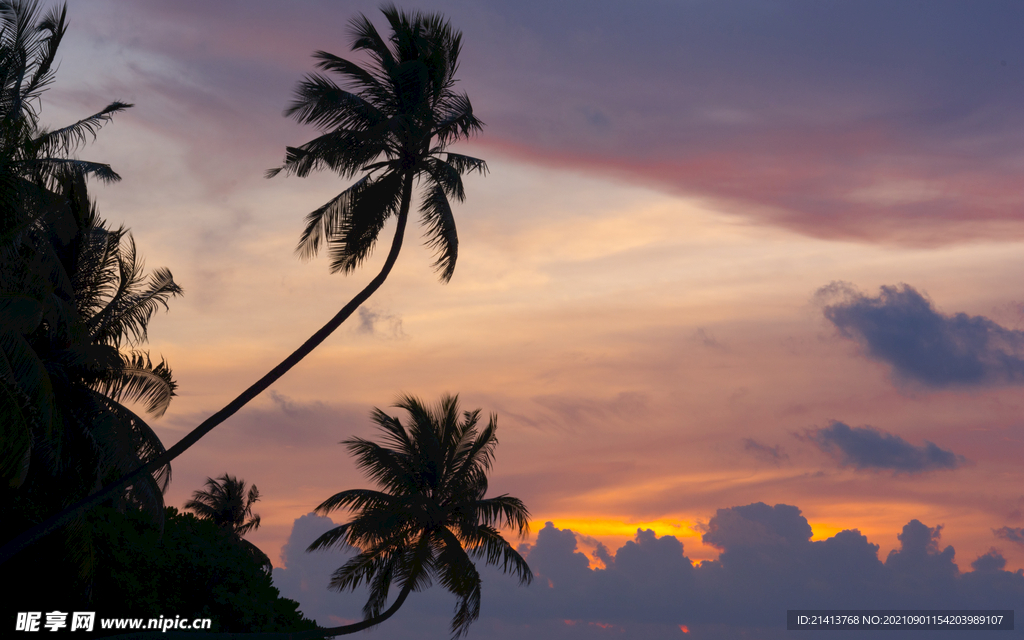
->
822, 283, 1024, 388
275, 503, 1024, 640
806, 421, 965, 473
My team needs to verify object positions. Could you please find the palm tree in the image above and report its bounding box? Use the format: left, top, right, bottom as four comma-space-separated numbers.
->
0, 5, 487, 566
2, 189, 179, 508
185, 473, 262, 536
307, 394, 532, 638
185, 473, 270, 572
0, 1, 178, 572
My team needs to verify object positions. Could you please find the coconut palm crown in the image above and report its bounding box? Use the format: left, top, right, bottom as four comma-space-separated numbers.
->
185, 473, 262, 537
268, 4, 486, 281
308, 394, 532, 638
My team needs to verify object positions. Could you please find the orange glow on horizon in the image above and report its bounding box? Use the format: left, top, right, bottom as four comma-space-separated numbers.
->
543, 517, 704, 541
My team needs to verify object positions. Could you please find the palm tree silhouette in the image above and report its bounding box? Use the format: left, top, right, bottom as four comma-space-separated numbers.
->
185, 473, 270, 572
0, 5, 488, 566
307, 394, 532, 638
1, 0, 180, 579
185, 474, 262, 536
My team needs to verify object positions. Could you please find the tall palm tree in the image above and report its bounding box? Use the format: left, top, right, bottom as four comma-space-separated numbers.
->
185, 473, 262, 536
0, 5, 487, 566
307, 394, 532, 638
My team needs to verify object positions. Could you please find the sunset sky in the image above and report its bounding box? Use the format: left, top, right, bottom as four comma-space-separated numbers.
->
43, 1, 1024, 637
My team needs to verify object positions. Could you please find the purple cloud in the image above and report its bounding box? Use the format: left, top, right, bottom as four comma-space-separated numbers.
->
273, 503, 1024, 639
823, 283, 1024, 388
806, 421, 965, 473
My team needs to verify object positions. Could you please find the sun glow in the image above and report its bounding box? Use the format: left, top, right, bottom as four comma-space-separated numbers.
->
545, 517, 703, 541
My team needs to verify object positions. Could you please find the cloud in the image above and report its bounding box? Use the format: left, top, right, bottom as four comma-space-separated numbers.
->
693, 328, 725, 350
822, 283, 1024, 388
742, 438, 788, 465
465, 1, 1024, 245
993, 526, 1024, 546
805, 421, 965, 473
531, 391, 649, 429
272, 513, 365, 627
61, 1, 1024, 247
972, 548, 1008, 573
356, 306, 406, 339
274, 503, 1024, 639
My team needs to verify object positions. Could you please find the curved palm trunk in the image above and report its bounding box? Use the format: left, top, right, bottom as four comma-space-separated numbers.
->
98, 581, 414, 639
0, 174, 415, 565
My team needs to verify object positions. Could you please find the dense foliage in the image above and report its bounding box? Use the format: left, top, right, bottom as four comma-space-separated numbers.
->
88, 507, 316, 634
0, 0, 184, 603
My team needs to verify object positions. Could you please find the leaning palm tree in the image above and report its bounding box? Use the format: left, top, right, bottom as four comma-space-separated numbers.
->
0, 5, 487, 566
101, 397, 531, 640
308, 394, 532, 638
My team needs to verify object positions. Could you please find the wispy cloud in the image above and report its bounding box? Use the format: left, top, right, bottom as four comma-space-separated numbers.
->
742, 438, 789, 465
993, 526, 1024, 546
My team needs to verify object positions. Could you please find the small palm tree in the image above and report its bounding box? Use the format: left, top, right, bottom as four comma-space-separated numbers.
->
186, 473, 269, 573
185, 474, 262, 536
307, 394, 532, 638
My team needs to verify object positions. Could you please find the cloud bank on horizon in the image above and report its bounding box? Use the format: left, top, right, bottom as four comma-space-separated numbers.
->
273, 504, 1024, 640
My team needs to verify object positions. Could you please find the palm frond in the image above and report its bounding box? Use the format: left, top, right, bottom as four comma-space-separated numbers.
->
436, 528, 482, 638
325, 170, 405, 273
442, 152, 487, 178
18, 1, 65, 109
343, 437, 418, 496
284, 71, 383, 133
90, 393, 170, 491
11, 156, 121, 183
32, 101, 132, 157
312, 50, 393, 108
431, 93, 483, 146
347, 11, 397, 76
314, 488, 397, 515
91, 350, 175, 417
464, 524, 533, 586
82, 227, 183, 348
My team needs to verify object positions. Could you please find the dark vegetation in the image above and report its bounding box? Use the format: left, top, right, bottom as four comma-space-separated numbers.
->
1, 1, 527, 637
